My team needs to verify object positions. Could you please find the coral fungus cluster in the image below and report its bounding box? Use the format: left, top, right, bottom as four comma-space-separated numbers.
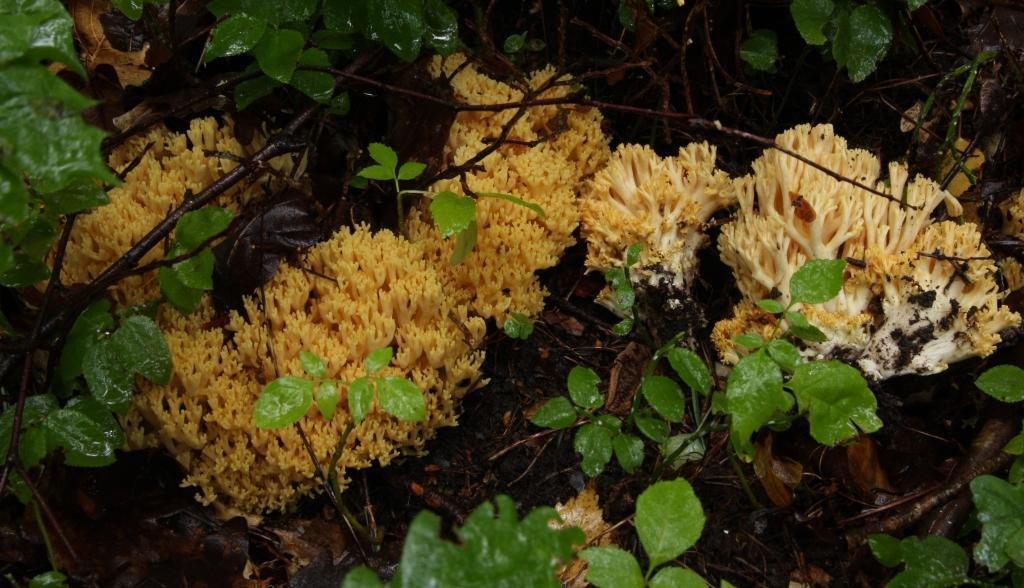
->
59, 117, 291, 307
713, 124, 1020, 381
407, 54, 610, 322
124, 226, 486, 512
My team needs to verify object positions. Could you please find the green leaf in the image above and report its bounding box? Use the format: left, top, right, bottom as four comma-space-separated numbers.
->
625, 243, 643, 267
176, 206, 234, 250
377, 376, 425, 421
18, 426, 48, 469
387, 496, 581, 587
740, 29, 778, 72
329, 91, 351, 115
635, 414, 669, 444
316, 381, 340, 420
45, 181, 109, 215
868, 534, 904, 568
422, 0, 461, 54
252, 28, 305, 83
613, 433, 644, 474
575, 423, 613, 477
636, 478, 705, 568
341, 567, 384, 588
906, 0, 928, 9
111, 0, 144, 19
766, 339, 801, 373
206, 13, 268, 59
476, 192, 545, 217
169, 247, 215, 290
503, 312, 534, 340
869, 534, 969, 587
0, 65, 115, 192
82, 337, 134, 414
59, 299, 113, 383
642, 376, 686, 423
568, 366, 603, 409
734, 333, 765, 350
367, 0, 425, 62
323, 0, 366, 34
28, 571, 67, 588
788, 360, 881, 446
254, 376, 313, 429
530, 396, 577, 429
44, 396, 124, 467
430, 191, 477, 238
397, 161, 427, 181
972, 475, 1024, 572
756, 298, 785, 314
348, 376, 374, 423
504, 33, 526, 54
785, 311, 827, 343
725, 350, 792, 459
300, 351, 327, 378
111, 315, 172, 385
612, 317, 634, 336
0, 0, 85, 77
356, 164, 395, 181
832, 5, 893, 82
650, 567, 707, 588
790, 0, 833, 45
789, 259, 847, 304
661, 433, 706, 471
580, 546, 644, 588
367, 142, 398, 170
291, 48, 335, 103
364, 347, 393, 374
667, 347, 712, 395
234, 74, 280, 110
976, 365, 1024, 403
449, 220, 478, 265
158, 265, 205, 314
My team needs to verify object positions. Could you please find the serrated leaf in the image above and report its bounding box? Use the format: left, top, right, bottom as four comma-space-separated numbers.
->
44, 396, 124, 467
580, 546, 644, 588
613, 433, 644, 474
766, 339, 801, 373
667, 347, 712, 395
976, 365, 1024, 403
788, 360, 881, 446
449, 220, 477, 265
790, 259, 847, 304
740, 29, 778, 72
111, 315, 172, 385
725, 350, 791, 459
636, 478, 705, 568
642, 376, 686, 422
356, 164, 395, 181
368, 142, 398, 170
316, 381, 340, 420
832, 5, 893, 82
158, 265, 205, 314
170, 247, 215, 290
348, 376, 374, 423
734, 333, 765, 350
254, 376, 313, 429
790, 0, 834, 45
785, 311, 827, 343
397, 161, 426, 180
430, 191, 477, 238
300, 351, 327, 378
364, 347, 393, 374
575, 423, 613, 477
871, 534, 969, 587
756, 298, 785, 314
206, 13, 267, 60
377, 376, 425, 421
972, 475, 1024, 572
176, 206, 234, 250
650, 567, 707, 588
568, 366, 603, 409
252, 28, 305, 83
0, 0, 85, 77
530, 396, 577, 429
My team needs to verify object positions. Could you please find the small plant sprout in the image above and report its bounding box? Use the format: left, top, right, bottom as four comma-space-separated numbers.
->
356, 143, 545, 264
503, 312, 534, 340
605, 242, 643, 336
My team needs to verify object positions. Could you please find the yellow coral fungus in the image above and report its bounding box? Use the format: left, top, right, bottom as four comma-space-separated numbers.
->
57, 116, 291, 307
715, 124, 1019, 380
580, 142, 735, 337
124, 226, 486, 512
406, 54, 610, 322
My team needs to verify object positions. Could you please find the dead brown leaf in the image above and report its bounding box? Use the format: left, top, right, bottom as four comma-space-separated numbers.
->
845, 435, 893, 496
754, 434, 803, 507
606, 342, 650, 416
71, 0, 152, 88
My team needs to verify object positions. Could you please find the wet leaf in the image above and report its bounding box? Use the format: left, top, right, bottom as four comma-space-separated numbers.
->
869, 534, 969, 587
252, 28, 305, 83
531, 397, 577, 429
82, 337, 134, 413
110, 315, 171, 385
300, 351, 327, 378
448, 220, 477, 265
348, 377, 374, 423
580, 547, 643, 588
972, 475, 1024, 571
206, 13, 267, 60
790, 0, 833, 45
787, 360, 881, 446
740, 29, 778, 72
422, 0, 460, 54
650, 567, 706, 588
291, 48, 335, 103
789, 259, 846, 304
364, 347, 394, 374
568, 366, 603, 409
366, 0, 424, 62
59, 299, 114, 383
377, 376, 425, 421
575, 423, 613, 477
636, 478, 705, 568
430, 191, 476, 238
667, 347, 711, 395
976, 365, 1024, 403
1, 0, 84, 77
45, 396, 124, 467
832, 5, 893, 82
612, 433, 644, 474
725, 350, 791, 459
766, 339, 801, 373
316, 381, 339, 421
254, 376, 313, 429
503, 313, 534, 340
642, 376, 685, 423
